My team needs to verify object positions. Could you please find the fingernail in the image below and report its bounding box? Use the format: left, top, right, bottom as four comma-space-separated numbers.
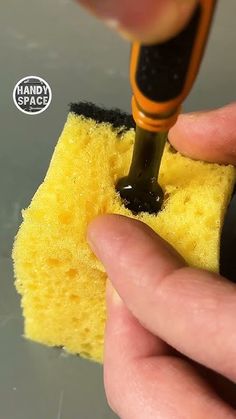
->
88, 219, 124, 306
87, 226, 100, 258
78, 0, 197, 43
106, 280, 123, 306
104, 18, 120, 30
184, 111, 208, 120
104, 19, 134, 41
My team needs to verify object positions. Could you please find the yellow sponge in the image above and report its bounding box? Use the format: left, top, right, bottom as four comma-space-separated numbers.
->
13, 103, 235, 363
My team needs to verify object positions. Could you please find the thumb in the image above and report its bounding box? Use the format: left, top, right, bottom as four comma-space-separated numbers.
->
87, 214, 236, 382
77, 0, 198, 44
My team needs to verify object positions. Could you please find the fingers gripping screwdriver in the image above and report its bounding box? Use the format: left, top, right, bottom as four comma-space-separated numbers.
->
116, 0, 217, 214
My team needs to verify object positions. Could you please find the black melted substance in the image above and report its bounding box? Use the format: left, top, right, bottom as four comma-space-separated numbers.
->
116, 127, 167, 215
69, 102, 166, 215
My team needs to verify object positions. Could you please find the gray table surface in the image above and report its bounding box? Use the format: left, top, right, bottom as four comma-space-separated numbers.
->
1, 1, 236, 418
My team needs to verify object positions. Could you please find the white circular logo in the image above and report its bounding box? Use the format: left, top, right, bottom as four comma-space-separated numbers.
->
13, 76, 52, 115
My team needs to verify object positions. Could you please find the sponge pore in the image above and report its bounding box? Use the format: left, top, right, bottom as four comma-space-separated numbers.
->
13, 103, 235, 362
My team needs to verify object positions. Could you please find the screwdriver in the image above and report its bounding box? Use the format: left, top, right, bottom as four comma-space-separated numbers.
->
116, 0, 217, 214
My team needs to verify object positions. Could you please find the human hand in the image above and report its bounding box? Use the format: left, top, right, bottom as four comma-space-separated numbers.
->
76, 0, 198, 44
87, 103, 236, 418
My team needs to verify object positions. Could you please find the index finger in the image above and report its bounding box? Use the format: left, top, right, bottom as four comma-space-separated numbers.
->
169, 102, 236, 165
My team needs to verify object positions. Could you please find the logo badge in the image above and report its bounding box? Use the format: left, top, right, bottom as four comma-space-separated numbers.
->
13, 76, 52, 115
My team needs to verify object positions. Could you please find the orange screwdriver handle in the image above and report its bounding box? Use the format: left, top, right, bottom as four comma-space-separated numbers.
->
130, 0, 217, 132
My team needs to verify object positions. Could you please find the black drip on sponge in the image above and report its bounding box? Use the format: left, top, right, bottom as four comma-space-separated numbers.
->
70, 102, 164, 215
70, 102, 135, 133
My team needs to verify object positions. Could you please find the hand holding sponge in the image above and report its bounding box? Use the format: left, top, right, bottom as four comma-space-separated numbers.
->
13, 103, 235, 362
